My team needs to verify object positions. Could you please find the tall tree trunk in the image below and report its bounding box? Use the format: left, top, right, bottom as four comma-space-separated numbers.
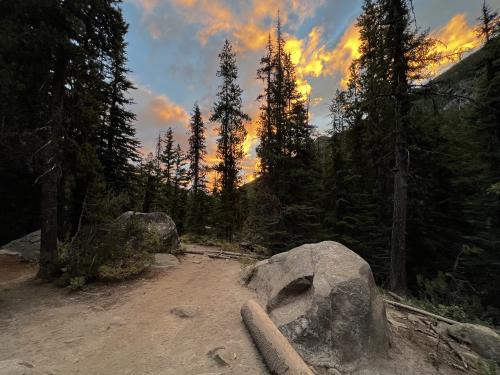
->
389, 0, 409, 294
38, 54, 67, 280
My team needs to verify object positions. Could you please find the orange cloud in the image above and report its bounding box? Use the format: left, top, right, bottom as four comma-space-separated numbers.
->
427, 13, 480, 76
149, 95, 190, 125
285, 13, 479, 96
137, 0, 325, 52
284, 23, 361, 96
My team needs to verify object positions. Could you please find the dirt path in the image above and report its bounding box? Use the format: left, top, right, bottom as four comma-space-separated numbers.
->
0, 246, 269, 375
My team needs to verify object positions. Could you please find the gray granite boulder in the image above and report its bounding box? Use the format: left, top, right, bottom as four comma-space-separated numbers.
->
117, 211, 179, 253
246, 241, 389, 372
448, 323, 500, 363
0, 230, 40, 261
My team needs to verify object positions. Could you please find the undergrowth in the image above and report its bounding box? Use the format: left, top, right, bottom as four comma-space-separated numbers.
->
181, 233, 241, 253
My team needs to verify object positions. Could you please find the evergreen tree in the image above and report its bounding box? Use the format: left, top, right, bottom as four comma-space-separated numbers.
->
476, 1, 499, 44
380, 0, 438, 293
0, 0, 142, 279
210, 40, 249, 240
161, 127, 175, 186
171, 144, 189, 231
252, 14, 320, 252
141, 153, 159, 213
187, 103, 208, 233
98, 11, 140, 193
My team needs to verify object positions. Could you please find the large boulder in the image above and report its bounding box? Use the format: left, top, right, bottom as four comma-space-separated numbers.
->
117, 212, 179, 253
0, 230, 40, 261
447, 323, 500, 363
246, 241, 389, 372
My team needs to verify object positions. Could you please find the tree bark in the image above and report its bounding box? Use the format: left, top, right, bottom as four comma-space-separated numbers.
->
389, 0, 409, 294
38, 53, 67, 280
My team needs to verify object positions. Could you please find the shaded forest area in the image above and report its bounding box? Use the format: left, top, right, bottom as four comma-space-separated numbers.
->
1, 0, 499, 325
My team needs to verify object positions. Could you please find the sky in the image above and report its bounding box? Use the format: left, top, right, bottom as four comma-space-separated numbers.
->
121, 0, 500, 182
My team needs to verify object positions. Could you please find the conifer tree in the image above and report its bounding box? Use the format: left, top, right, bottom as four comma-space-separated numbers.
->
252, 13, 320, 252
187, 103, 207, 233
210, 40, 249, 240
380, 0, 438, 293
98, 11, 140, 193
171, 144, 189, 230
161, 127, 175, 186
0, 0, 142, 279
476, 1, 499, 44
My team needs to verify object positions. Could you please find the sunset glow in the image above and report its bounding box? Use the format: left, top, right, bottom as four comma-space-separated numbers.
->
126, 0, 488, 183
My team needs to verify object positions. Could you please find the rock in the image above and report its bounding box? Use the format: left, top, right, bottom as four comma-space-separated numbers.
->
170, 305, 199, 318
206, 347, 230, 367
0, 359, 34, 374
447, 323, 500, 363
247, 241, 389, 371
0, 231, 40, 261
117, 212, 179, 253
152, 253, 179, 268
239, 264, 256, 285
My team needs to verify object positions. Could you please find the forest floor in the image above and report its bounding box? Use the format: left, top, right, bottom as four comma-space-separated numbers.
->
0, 244, 485, 375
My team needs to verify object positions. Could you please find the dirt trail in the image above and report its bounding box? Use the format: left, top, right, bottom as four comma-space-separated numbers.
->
0, 245, 268, 375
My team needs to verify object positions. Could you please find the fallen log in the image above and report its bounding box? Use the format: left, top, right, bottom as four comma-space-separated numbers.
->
183, 248, 265, 260
206, 254, 234, 260
384, 300, 460, 325
241, 299, 314, 375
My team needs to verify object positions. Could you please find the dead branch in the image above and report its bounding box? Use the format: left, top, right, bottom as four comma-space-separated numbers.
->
384, 300, 460, 325
207, 254, 234, 260
34, 163, 57, 185
183, 248, 265, 260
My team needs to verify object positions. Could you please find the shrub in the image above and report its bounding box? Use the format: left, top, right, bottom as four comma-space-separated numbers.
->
68, 276, 86, 291
60, 197, 155, 284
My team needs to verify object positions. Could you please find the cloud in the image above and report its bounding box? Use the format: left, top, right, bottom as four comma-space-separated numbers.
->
126, 2, 482, 182
284, 22, 361, 96
428, 13, 480, 75
131, 84, 190, 156
149, 95, 190, 125
284, 12, 479, 98
132, 0, 326, 52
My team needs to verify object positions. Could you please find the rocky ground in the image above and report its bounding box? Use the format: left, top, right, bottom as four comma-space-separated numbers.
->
0, 244, 495, 375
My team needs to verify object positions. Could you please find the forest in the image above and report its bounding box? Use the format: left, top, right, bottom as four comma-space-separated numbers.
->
1, 0, 499, 328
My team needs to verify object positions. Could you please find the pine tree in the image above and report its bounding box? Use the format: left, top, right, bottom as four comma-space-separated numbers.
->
252, 13, 321, 252
98, 11, 140, 193
379, 0, 438, 293
171, 144, 189, 230
161, 127, 175, 186
141, 153, 158, 213
210, 40, 249, 240
476, 1, 499, 44
187, 103, 207, 233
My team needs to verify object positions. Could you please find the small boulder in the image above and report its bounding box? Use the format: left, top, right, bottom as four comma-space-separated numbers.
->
447, 323, 500, 363
117, 212, 179, 253
170, 305, 200, 318
206, 347, 231, 367
247, 241, 389, 371
0, 231, 40, 261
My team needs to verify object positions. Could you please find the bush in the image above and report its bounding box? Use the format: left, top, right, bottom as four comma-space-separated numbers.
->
60, 197, 155, 284
98, 244, 154, 280
68, 276, 86, 291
